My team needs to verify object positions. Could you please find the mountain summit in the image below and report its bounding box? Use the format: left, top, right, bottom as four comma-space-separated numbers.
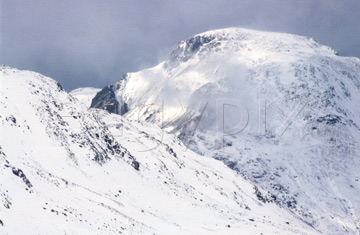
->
92, 28, 360, 233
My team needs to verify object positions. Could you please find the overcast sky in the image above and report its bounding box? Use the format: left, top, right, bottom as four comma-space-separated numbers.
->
1, 0, 359, 91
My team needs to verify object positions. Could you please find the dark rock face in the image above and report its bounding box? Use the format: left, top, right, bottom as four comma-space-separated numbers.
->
131, 160, 140, 171
165, 35, 216, 69
90, 85, 128, 115
317, 114, 342, 125
90, 85, 118, 113
120, 103, 128, 115
11, 167, 32, 188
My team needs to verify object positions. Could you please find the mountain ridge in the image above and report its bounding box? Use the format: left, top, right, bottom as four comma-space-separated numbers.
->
91, 27, 360, 234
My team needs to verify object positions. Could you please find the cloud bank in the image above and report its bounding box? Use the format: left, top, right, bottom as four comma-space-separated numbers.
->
1, 0, 359, 90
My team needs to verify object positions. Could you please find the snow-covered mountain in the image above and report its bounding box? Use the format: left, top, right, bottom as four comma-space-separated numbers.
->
92, 28, 360, 234
70, 87, 101, 108
0, 65, 321, 234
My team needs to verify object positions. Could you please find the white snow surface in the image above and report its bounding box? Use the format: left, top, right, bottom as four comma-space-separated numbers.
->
70, 87, 101, 108
0, 65, 320, 234
107, 28, 360, 234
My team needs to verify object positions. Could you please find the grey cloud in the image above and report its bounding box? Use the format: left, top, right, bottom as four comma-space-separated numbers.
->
1, 0, 359, 91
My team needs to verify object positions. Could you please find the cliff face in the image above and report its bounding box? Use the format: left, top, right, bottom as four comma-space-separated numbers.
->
90, 85, 118, 113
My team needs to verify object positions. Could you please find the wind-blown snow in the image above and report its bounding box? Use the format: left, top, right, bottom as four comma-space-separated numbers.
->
98, 28, 360, 234
70, 87, 101, 108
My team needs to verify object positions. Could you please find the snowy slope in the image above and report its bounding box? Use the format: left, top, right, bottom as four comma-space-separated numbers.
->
0, 65, 319, 234
70, 87, 101, 108
93, 28, 360, 234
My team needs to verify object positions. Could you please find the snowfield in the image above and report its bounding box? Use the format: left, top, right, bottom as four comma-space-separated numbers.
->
0, 65, 319, 234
